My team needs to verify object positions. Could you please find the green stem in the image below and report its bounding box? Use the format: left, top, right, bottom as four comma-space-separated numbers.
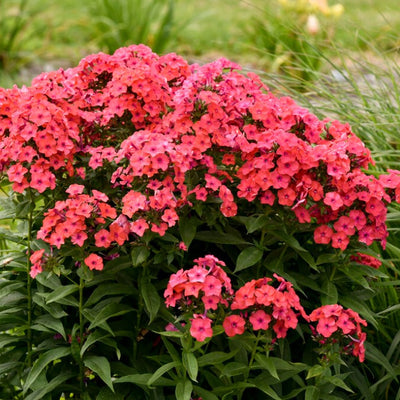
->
275, 244, 288, 275
248, 332, 262, 371
238, 332, 262, 400
133, 267, 145, 361
79, 275, 85, 394
26, 192, 34, 368
329, 265, 337, 281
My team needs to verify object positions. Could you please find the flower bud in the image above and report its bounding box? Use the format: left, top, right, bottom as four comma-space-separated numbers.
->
306, 14, 320, 35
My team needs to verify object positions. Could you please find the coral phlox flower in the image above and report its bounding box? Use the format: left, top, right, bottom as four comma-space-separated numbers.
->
313, 225, 333, 244
190, 315, 213, 342
249, 310, 271, 330
187, 266, 209, 283
84, 253, 104, 271
223, 314, 246, 337
316, 316, 338, 337
323, 192, 343, 211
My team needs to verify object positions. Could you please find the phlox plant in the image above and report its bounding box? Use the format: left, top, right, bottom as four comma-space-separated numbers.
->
0, 44, 399, 399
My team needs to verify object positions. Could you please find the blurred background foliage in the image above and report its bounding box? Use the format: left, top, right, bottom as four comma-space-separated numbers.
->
0, 0, 400, 86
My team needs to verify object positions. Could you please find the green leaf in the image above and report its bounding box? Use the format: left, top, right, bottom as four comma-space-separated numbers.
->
252, 381, 281, 400
321, 280, 338, 305
87, 303, 133, 330
32, 315, 66, 340
365, 342, 398, 378
24, 372, 75, 400
325, 376, 354, 393
0, 361, 22, 376
32, 293, 68, 319
141, 282, 160, 324
235, 246, 263, 272
162, 337, 181, 364
23, 347, 71, 393
36, 272, 62, 290
0, 281, 25, 298
0, 335, 21, 347
254, 354, 279, 380
0, 313, 25, 327
131, 246, 150, 267
15, 199, 34, 218
183, 351, 198, 382
220, 362, 248, 377
195, 231, 250, 245
147, 361, 180, 387
212, 382, 256, 394
197, 351, 237, 367
316, 253, 340, 265
96, 388, 125, 400
81, 330, 111, 356
175, 379, 193, 400
45, 284, 78, 304
84, 356, 114, 392
305, 386, 320, 400
179, 215, 200, 248
193, 386, 219, 400
306, 365, 325, 379
155, 329, 184, 338
245, 215, 270, 234
271, 230, 317, 269
84, 283, 135, 307
114, 373, 175, 386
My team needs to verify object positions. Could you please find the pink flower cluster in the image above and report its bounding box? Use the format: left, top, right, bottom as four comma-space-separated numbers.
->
227, 275, 309, 339
0, 44, 397, 274
37, 184, 117, 249
164, 255, 233, 342
309, 304, 367, 362
165, 255, 367, 362
164, 255, 233, 310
